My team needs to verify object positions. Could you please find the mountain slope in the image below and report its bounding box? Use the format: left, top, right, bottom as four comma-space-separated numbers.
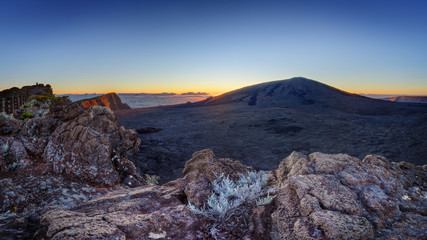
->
190, 77, 420, 114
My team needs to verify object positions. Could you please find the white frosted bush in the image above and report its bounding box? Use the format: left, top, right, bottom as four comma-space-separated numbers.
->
188, 171, 275, 222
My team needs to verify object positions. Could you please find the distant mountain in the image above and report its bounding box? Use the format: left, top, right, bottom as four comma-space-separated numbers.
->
78, 92, 131, 111
189, 77, 413, 115
382, 96, 427, 104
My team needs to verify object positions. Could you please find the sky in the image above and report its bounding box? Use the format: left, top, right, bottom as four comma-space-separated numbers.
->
1, 0, 426, 95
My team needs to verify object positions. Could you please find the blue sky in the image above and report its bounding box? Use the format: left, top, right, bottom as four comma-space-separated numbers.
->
1, 0, 426, 94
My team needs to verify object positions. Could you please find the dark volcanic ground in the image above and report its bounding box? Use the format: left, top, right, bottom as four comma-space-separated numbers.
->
117, 103, 427, 183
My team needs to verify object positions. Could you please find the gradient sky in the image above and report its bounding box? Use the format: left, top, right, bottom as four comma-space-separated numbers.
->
1, 0, 426, 95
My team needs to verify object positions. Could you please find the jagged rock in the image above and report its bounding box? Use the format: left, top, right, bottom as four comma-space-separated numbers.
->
17, 150, 427, 239
0, 98, 142, 238
48, 101, 84, 121
36, 183, 206, 240
310, 210, 373, 240
44, 106, 141, 186
78, 92, 131, 111
272, 151, 426, 240
0, 114, 19, 135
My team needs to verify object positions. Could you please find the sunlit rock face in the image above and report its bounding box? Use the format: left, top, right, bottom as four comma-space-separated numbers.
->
385, 96, 427, 104
38, 150, 426, 240
78, 92, 131, 111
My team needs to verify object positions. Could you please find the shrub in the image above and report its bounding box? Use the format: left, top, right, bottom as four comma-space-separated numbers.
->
20, 111, 34, 120
28, 94, 61, 103
188, 171, 275, 222
145, 174, 160, 186
92, 106, 113, 115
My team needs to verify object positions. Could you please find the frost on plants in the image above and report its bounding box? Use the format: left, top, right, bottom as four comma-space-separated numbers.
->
188, 171, 275, 222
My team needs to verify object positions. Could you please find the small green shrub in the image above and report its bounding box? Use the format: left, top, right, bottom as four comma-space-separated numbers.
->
20, 111, 34, 120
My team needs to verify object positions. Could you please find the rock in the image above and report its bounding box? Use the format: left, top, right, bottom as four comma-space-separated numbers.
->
43, 106, 141, 186
276, 151, 313, 183
310, 210, 373, 240
78, 92, 131, 111
0, 96, 142, 238
36, 184, 206, 240
48, 101, 84, 121
0, 113, 19, 135
271, 152, 427, 240
37, 150, 427, 240
0, 83, 53, 114
136, 127, 162, 134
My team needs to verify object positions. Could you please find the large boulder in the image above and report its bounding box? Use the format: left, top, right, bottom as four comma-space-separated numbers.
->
272, 151, 426, 240
43, 106, 141, 186
36, 182, 206, 239
0, 102, 142, 238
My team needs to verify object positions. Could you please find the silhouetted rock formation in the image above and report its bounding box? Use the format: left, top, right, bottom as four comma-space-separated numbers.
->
77, 92, 131, 111
37, 150, 426, 240
0, 84, 53, 114
383, 96, 427, 104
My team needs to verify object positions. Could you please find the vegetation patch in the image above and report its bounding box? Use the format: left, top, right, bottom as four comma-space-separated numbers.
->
188, 171, 275, 238
20, 111, 34, 120
28, 94, 62, 103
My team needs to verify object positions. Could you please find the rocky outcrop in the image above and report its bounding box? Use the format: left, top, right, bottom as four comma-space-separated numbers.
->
0, 102, 142, 238
272, 152, 426, 240
37, 150, 426, 239
78, 92, 131, 111
44, 106, 141, 186
0, 84, 53, 114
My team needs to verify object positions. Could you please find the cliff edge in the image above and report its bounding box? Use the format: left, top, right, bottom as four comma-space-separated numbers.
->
78, 92, 131, 111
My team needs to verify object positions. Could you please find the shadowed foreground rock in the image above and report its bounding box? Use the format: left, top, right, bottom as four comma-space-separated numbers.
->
37, 150, 426, 240
0, 103, 142, 238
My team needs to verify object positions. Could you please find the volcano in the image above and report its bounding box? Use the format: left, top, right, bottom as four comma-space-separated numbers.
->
190, 77, 411, 115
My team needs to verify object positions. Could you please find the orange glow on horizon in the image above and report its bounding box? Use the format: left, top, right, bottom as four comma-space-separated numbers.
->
54, 86, 427, 96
